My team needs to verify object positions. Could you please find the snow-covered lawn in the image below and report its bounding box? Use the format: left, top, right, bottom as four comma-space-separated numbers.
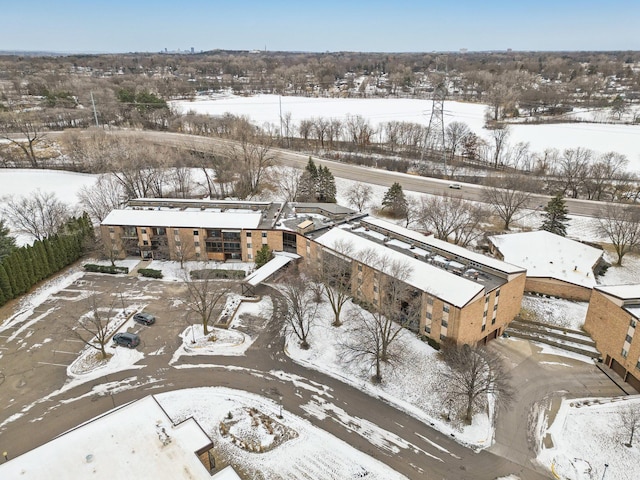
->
537, 396, 640, 480
157, 387, 409, 480
145, 260, 253, 282
520, 295, 589, 331
171, 94, 640, 170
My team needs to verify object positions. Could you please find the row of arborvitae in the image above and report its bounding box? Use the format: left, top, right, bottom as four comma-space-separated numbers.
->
0, 214, 93, 308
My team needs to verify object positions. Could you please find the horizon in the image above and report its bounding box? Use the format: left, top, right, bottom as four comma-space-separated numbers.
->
1, 0, 638, 54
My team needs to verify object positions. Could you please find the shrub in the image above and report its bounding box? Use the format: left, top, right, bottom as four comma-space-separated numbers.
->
190, 269, 245, 280
138, 268, 163, 279
84, 263, 129, 274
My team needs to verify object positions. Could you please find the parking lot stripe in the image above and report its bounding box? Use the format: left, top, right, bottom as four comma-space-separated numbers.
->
37, 362, 68, 367
52, 350, 77, 355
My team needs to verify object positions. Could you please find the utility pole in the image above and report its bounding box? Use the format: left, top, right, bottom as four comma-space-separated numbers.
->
279, 96, 283, 145
90, 91, 99, 128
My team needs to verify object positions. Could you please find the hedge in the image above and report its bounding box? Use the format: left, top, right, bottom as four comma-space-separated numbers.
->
138, 268, 163, 279
190, 269, 245, 280
84, 263, 129, 274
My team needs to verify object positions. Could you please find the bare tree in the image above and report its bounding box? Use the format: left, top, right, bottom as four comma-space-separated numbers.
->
279, 272, 318, 349
0, 112, 46, 168
226, 138, 276, 199
172, 230, 197, 268
1, 190, 69, 241
482, 176, 533, 230
68, 294, 119, 360
619, 403, 640, 447
183, 268, 232, 336
417, 194, 487, 246
316, 240, 354, 327
556, 147, 592, 199
440, 343, 514, 424
272, 166, 303, 202
598, 202, 640, 266
487, 124, 510, 169
445, 121, 471, 160
340, 255, 418, 383
345, 183, 373, 213
77, 174, 126, 223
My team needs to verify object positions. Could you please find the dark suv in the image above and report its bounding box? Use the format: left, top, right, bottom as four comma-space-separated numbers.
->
112, 332, 140, 348
133, 313, 155, 326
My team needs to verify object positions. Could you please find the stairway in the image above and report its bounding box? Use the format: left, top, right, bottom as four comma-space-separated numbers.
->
505, 318, 601, 359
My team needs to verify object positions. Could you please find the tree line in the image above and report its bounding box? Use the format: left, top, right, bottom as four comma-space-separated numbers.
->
0, 214, 93, 307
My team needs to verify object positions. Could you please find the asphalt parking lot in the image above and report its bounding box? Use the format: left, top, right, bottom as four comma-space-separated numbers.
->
0, 272, 239, 427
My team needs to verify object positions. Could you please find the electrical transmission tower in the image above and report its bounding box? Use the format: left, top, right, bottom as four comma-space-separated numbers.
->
420, 82, 447, 176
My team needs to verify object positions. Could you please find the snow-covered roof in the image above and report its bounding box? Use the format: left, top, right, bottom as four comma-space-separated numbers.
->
489, 231, 603, 288
244, 252, 300, 287
361, 216, 523, 275
0, 395, 220, 480
102, 209, 263, 230
314, 227, 484, 308
594, 284, 640, 302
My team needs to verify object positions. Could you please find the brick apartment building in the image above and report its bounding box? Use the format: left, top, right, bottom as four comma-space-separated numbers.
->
584, 284, 640, 392
101, 199, 526, 346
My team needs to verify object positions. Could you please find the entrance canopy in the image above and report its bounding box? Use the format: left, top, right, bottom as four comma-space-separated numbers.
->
242, 251, 300, 294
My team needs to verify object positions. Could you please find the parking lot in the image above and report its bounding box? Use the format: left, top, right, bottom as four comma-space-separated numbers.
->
0, 272, 241, 426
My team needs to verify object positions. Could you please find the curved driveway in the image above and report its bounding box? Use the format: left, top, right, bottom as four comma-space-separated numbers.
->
0, 276, 554, 480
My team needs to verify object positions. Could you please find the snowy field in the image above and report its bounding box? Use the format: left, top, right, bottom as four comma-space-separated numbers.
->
171, 94, 640, 170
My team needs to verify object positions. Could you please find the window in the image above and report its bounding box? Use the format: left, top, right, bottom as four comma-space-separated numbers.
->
247, 243, 252, 249
262, 232, 267, 238
443, 304, 450, 313
441, 319, 448, 328
496, 289, 501, 297
481, 325, 486, 332
373, 286, 378, 292
109, 227, 114, 233
246, 232, 252, 238
485, 296, 489, 303
357, 264, 363, 272
248, 253, 253, 260
425, 326, 431, 334
143, 240, 149, 246
626, 334, 633, 344
194, 241, 200, 247
631, 319, 637, 328
427, 297, 434, 305
196, 252, 200, 258
174, 229, 179, 235
637, 359, 640, 370
193, 230, 199, 236
440, 334, 446, 341
175, 240, 181, 246
622, 348, 629, 358
426, 312, 432, 320
141, 228, 147, 234
493, 304, 498, 311
491, 318, 496, 325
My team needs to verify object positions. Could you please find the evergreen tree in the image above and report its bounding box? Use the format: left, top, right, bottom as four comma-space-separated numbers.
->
382, 182, 408, 218
254, 244, 273, 269
317, 166, 337, 203
43, 238, 56, 277
19, 248, 36, 288
297, 158, 319, 202
0, 219, 16, 261
32, 240, 48, 282
541, 193, 570, 237
6, 254, 27, 296
0, 264, 13, 306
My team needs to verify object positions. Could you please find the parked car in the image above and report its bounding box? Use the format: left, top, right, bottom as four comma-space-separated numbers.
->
448, 183, 462, 190
112, 332, 140, 348
133, 312, 156, 326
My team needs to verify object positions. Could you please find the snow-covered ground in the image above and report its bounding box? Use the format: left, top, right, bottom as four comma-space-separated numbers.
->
171, 94, 640, 170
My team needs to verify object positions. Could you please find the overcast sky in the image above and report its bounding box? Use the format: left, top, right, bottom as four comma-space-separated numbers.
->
2, 0, 638, 54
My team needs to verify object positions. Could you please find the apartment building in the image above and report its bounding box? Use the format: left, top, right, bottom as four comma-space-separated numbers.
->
306, 216, 526, 346
101, 200, 526, 346
584, 284, 640, 392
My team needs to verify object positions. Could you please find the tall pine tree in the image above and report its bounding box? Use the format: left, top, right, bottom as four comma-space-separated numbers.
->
317, 166, 337, 203
0, 264, 13, 305
0, 219, 16, 261
382, 182, 408, 218
541, 193, 570, 237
